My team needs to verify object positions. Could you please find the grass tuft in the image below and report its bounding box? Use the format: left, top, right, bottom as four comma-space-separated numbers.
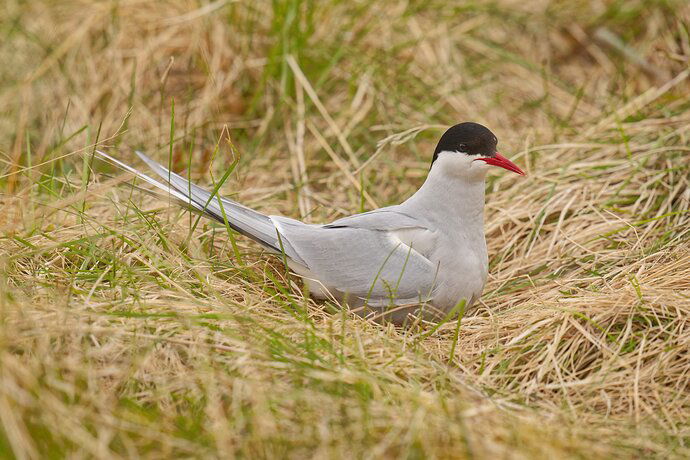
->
1, 0, 689, 457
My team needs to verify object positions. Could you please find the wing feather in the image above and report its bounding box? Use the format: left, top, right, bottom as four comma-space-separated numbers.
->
272, 215, 438, 304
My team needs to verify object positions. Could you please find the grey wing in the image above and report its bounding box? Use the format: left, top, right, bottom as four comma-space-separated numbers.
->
132, 151, 282, 249
271, 215, 439, 305
96, 150, 307, 265
324, 206, 421, 230
324, 207, 438, 260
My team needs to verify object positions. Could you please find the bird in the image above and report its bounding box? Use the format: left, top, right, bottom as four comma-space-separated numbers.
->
97, 122, 525, 324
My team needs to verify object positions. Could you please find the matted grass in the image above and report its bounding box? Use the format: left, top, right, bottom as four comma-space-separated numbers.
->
1, 0, 689, 458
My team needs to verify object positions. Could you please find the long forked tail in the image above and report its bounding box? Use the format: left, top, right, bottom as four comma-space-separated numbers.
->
96, 150, 282, 253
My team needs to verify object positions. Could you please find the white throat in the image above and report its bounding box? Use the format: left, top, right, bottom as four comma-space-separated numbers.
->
402, 153, 487, 227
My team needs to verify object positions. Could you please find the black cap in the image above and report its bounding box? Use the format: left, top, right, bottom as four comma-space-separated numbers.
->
432, 122, 498, 164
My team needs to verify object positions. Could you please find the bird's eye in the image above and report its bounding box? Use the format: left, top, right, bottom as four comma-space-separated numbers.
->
457, 144, 467, 152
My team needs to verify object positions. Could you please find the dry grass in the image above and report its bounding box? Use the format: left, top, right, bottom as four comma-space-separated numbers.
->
1, 0, 689, 458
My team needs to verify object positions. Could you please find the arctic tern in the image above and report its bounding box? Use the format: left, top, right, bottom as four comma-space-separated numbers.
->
97, 122, 525, 323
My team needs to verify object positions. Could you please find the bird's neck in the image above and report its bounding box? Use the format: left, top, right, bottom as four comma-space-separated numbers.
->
403, 165, 486, 227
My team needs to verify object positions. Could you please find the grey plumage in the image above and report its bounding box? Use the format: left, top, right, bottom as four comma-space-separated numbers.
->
97, 150, 441, 312
271, 214, 439, 305
96, 123, 524, 323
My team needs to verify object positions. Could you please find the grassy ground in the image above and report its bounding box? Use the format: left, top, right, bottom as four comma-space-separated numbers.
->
1, 0, 689, 458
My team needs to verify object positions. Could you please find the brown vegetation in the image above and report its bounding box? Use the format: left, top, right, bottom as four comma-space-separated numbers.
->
1, 0, 689, 457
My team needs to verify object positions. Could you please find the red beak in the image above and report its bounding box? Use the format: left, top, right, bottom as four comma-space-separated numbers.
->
478, 152, 525, 176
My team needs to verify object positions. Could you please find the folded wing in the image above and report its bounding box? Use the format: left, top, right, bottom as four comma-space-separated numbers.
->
271, 212, 439, 305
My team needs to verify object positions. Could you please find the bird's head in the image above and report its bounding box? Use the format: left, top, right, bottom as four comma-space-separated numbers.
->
431, 122, 525, 179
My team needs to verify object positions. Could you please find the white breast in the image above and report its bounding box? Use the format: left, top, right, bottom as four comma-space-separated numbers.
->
430, 232, 488, 312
